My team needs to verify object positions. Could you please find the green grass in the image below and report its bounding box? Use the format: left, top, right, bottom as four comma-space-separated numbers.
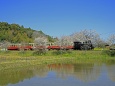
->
0, 50, 115, 70
0, 50, 114, 59
102, 50, 115, 57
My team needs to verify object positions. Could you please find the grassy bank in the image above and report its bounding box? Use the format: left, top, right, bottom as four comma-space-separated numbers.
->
0, 50, 115, 70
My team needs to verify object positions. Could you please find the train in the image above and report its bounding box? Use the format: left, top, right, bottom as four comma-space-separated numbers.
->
7, 40, 94, 50
74, 40, 94, 50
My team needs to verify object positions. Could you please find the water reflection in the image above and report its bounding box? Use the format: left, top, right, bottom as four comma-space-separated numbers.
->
0, 67, 34, 86
47, 63, 101, 82
0, 62, 115, 86
48, 64, 74, 79
107, 65, 115, 81
73, 63, 101, 82
106, 62, 115, 82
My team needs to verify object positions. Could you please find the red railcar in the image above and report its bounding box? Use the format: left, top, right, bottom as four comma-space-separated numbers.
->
62, 46, 74, 50
7, 43, 34, 50
47, 45, 61, 50
47, 45, 73, 50
7, 44, 20, 50
7, 43, 74, 50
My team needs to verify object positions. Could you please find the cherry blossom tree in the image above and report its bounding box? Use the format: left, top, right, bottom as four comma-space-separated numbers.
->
107, 34, 115, 45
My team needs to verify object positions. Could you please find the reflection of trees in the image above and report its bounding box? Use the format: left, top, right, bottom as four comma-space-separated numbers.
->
0, 65, 48, 86
0, 67, 34, 86
2, 62, 112, 86
73, 63, 101, 82
33, 65, 49, 78
106, 64, 115, 81
47, 63, 101, 82
47, 64, 74, 79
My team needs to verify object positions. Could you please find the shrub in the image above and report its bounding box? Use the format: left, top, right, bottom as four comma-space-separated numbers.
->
18, 51, 26, 55
4, 50, 11, 54
103, 50, 115, 57
52, 50, 72, 55
33, 49, 46, 55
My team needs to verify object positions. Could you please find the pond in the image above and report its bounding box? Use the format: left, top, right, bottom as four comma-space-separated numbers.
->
0, 62, 115, 86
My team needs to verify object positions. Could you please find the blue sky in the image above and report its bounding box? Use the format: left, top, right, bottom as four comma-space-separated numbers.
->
0, 0, 115, 39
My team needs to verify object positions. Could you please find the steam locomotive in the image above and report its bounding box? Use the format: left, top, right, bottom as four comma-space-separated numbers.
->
73, 40, 94, 50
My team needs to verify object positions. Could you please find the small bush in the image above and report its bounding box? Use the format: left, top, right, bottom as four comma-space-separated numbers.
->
103, 50, 115, 57
52, 50, 72, 55
33, 49, 46, 55
18, 51, 26, 55
4, 50, 11, 54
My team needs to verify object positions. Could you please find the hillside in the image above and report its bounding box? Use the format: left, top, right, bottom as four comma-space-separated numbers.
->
0, 22, 55, 43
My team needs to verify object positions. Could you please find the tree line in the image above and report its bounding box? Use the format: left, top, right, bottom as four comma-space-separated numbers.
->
0, 22, 55, 43
0, 22, 115, 49
34, 29, 115, 49
57, 30, 115, 48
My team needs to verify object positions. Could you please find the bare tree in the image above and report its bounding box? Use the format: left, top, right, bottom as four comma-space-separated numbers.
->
58, 36, 73, 46
107, 34, 115, 45
71, 29, 96, 42
70, 29, 104, 47
1, 41, 10, 51
34, 36, 48, 49
33, 36, 48, 55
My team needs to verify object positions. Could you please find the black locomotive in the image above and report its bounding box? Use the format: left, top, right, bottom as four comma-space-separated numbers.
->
73, 40, 94, 50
